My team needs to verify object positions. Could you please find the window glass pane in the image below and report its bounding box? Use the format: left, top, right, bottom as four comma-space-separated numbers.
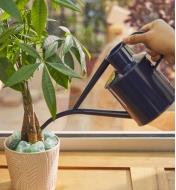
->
0, 68, 174, 132
0, 0, 174, 133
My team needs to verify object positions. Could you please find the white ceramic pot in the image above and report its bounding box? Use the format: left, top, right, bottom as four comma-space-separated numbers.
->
4, 137, 60, 190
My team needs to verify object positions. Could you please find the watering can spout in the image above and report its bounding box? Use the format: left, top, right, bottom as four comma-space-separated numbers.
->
73, 58, 110, 109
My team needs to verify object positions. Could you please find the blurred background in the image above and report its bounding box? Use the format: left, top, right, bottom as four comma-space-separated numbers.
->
0, 0, 175, 132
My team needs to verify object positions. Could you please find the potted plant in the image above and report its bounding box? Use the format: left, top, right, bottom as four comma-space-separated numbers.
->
0, 0, 89, 190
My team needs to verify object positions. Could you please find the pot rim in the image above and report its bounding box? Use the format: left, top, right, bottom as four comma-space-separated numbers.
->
4, 135, 60, 155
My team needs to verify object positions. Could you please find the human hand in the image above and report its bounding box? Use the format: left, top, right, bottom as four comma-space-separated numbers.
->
123, 19, 175, 64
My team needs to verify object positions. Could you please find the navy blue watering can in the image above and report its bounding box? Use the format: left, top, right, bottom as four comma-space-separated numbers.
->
42, 32, 175, 129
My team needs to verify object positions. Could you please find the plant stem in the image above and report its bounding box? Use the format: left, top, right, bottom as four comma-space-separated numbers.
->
21, 82, 42, 143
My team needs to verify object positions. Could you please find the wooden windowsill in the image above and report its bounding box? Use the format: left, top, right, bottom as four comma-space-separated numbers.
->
0, 151, 175, 190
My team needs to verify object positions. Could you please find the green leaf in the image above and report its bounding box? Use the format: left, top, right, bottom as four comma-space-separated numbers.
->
64, 51, 74, 69
0, 12, 10, 21
5, 63, 40, 87
0, 27, 16, 44
73, 38, 86, 73
23, 54, 36, 65
0, 46, 7, 57
70, 46, 80, 62
46, 53, 61, 63
47, 18, 57, 22
47, 64, 69, 89
0, 57, 21, 91
45, 41, 58, 60
14, 24, 24, 33
71, 37, 87, 75
0, 26, 23, 51
54, 0, 80, 12
0, 57, 14, 83
16, 0, 28, 10
76, 0, 84, 7
44, 35, 60, 48
42, 66, 56, 119
59, 26, 71, 34
82, 44, 91, 60
19, 43, 41, 59
0, 0, 21, 21
47, 61, 81, 78
31, 0, 48, 36
63, 34, 74, 54
58, 39, 64, 48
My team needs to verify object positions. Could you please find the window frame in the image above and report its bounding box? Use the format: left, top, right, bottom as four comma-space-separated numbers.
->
0, 131, 174, 152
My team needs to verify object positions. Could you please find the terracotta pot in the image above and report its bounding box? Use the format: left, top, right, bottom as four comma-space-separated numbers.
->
4, 137, 60, 190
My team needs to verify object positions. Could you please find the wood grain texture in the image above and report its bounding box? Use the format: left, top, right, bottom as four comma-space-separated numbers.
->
156, 168, 170, 190
0, 168, 174, 190
58, 152, 175, 168
0, 151, 174, 190
130, 168, 158, 190
57, 170, 132, 190
166, 170, 175, 190
0, 152, 175, 168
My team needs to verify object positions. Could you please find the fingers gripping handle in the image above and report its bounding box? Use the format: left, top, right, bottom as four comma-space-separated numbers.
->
129, 31, 164, 69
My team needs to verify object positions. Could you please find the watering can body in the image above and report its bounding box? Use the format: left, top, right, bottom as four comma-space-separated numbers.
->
106, 42, 175, 126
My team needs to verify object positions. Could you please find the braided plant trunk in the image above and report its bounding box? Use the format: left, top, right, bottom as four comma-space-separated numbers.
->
21, 82, 42, 143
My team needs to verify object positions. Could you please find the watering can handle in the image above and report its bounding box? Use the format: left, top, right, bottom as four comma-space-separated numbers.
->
129, 31, 164, 69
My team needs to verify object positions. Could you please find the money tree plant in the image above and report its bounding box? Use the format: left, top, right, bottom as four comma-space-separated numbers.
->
0, 0, 89, 144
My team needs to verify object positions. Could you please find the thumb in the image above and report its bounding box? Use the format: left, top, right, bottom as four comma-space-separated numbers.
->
123, 33, 147, 45
141, 22, 153, 32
